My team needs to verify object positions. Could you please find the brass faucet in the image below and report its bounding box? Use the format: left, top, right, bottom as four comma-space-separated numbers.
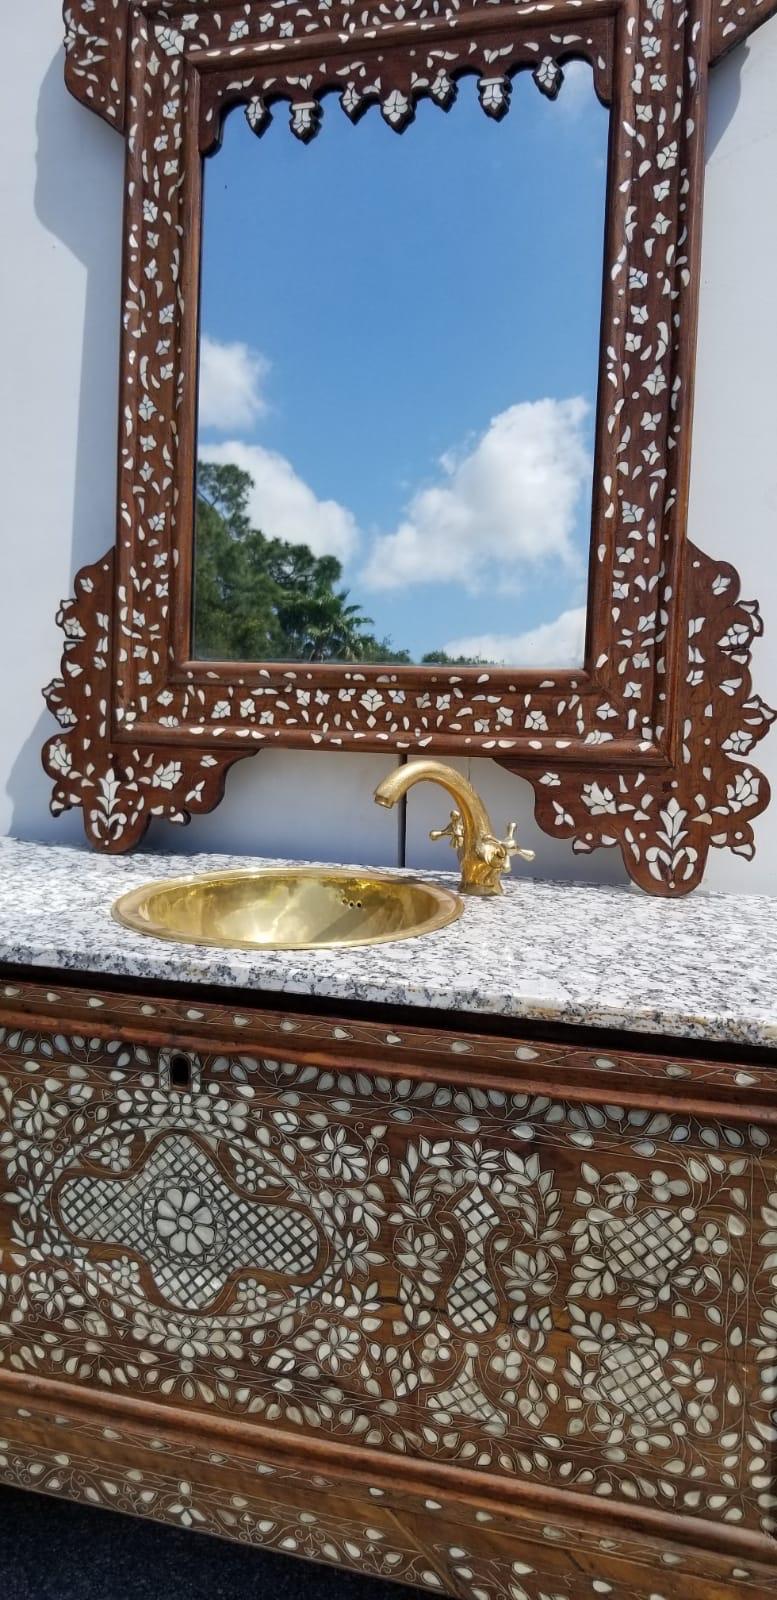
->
374, 759, 535, 897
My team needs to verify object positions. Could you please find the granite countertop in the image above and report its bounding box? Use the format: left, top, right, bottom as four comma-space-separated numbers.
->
0, 837, 775, 1048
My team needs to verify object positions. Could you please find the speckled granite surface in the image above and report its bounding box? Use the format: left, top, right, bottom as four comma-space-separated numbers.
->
0, 838, 775, 1048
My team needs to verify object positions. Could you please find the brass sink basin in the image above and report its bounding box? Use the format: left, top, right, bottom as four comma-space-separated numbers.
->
112, 866, 462, 952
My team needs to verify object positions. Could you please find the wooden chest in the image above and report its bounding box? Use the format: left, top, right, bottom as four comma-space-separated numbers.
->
0, 974, 775, 1598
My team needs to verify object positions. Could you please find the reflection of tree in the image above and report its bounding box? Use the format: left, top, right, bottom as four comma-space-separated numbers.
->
279, 587, 374, 663
194, 461, 407, 663
194, 461, 486, 666
421, 650, 489, 666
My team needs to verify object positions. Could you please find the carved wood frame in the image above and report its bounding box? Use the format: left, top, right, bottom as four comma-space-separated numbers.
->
46, 0, 777, 891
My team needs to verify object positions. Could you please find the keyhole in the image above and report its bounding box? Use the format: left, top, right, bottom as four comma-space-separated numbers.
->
168, 1053, 192, 1092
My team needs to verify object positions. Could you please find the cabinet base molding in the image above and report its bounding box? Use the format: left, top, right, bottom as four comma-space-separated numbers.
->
0, 1389, 773, 1600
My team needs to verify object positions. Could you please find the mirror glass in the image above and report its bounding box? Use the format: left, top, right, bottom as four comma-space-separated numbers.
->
194, 70, 609, 668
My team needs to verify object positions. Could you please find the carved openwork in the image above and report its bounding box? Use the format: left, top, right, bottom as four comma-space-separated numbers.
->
46, 0, 777, 891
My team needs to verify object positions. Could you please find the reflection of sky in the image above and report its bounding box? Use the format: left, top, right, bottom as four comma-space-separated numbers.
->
197, 70, 609, 664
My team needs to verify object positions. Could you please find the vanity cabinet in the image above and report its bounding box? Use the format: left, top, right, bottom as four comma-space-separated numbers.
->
0, 975, 775, 1599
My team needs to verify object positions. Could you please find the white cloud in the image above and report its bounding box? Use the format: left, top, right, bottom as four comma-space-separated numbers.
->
360, 398, 590, 593
198, 336, 270, 431
199, 439, 360, 565
443, 605, 587, 669
558, 59, 598, 116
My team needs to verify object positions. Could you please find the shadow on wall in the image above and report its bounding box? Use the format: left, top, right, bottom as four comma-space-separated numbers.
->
706, 37, 746, 160
7, 51, 123, 844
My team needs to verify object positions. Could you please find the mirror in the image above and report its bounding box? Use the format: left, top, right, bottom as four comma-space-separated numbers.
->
57, 2, 773, 890
194, 69, 609, 669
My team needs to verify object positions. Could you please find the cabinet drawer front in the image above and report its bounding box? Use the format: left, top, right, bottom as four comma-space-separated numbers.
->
0, 992, 776, 1548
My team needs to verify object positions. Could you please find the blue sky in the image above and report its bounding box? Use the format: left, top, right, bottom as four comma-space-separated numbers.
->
196, 66, 609, 664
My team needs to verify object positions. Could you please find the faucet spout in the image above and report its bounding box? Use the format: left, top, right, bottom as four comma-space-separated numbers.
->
374, 760, 535, 897
375, 759, 492, 835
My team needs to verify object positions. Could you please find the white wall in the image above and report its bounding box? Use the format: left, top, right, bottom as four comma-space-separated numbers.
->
1, 1, 776, 892
686, 23, 777, 890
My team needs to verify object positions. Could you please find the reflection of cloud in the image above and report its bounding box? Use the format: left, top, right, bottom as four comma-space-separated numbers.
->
199, 439, 360, 564
444, 605, 586, 668
557, 59, 597, 116
199, 336, 270, 431
360, 399, 590, 593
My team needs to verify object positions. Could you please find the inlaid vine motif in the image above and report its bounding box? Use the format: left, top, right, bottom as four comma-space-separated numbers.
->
0, 1399, 446, 1592
1, 1398, 772, 1598
46, 0, 777, 890
1, 1019, 776, 1542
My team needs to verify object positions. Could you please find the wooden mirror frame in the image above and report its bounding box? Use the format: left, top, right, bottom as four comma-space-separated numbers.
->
46, 0, 776, 892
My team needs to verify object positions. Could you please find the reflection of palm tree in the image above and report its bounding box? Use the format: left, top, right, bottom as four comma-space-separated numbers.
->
196, 461, 405, 663
305, 590, 374, 662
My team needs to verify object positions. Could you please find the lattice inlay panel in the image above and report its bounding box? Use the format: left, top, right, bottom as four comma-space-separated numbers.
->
57, 1131, 322, 1309
1, 1020, 776, 1540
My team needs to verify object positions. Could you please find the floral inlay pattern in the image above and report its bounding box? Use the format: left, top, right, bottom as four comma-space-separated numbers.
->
154, 1186, 216, 1257
2, 1396, 773, 1599
57, 1129, 324, 1308
1, 1015, 776, 1543
49, 0, 776, 890
0, 1397, 447, 1591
